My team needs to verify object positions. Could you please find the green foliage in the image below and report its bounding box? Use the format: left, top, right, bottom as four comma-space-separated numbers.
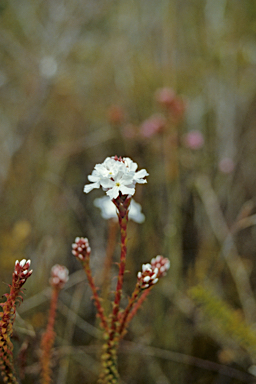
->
189, 285, 256, 361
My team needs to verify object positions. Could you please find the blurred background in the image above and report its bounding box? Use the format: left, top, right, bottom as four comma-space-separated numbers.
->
1, 0, 256, 383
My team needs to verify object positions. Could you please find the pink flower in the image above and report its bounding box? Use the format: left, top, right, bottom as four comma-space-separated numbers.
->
183, 130, 204, 150
140, 114, 166, 138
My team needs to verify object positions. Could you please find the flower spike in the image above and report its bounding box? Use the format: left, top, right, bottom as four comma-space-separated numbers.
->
40, 265, 69, 384
0, 260, 33, 384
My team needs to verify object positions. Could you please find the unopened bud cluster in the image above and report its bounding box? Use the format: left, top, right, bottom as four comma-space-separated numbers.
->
137, 264, 159, 289
137, 256, 170, 289
150, 255, 170, 278
72, 237, 91, 261
50, 264, 69, 289
14, 259, 33, 289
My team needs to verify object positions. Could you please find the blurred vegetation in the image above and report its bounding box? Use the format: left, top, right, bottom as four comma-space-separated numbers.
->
1, 0, 256, 383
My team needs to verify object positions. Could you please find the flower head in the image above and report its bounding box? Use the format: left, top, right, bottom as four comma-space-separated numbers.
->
72, 237, 91, 261
84, 156, 148, 200
50, 265, 69, 289
137, 263, 159, 289
14, 259, 33, 289
150, 255, 170, 277
94, 196, 145, 223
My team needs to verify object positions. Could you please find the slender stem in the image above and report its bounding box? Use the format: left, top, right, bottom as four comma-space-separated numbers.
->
98, 197, 130, 383
40, 287, 59, 384
83, 258, 108, 332
108, 209, 128, 343
119, 288, 152, 339
117, 284, 141, 338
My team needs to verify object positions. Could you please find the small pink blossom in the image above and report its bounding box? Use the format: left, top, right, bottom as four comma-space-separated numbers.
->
183, 130, 204, 150
140, 114, 166, 138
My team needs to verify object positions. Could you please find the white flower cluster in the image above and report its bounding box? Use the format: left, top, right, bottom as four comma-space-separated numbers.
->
50, 264, 69, 288
84, 156, 149, 200
137, 263, 159, 289
93, 196, 145, 223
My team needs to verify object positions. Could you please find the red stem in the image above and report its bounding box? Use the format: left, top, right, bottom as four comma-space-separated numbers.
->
120, 288, 152, 338
108, 211, 128, 343
83, 259, 108, 332
40, 287, 59, 384
117, 284, 141, 338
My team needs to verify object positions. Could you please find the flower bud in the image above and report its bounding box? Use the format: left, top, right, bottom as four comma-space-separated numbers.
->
50, 264, 69, 289
72, 237, 91, 261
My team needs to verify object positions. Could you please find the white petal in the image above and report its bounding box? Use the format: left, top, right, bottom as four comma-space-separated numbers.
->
119, 185, 135, 196
135, 169, 149, 178
101, 178, 115, 189
20, 259, 26, 267
83, 182, 100, 193
106, 187, 120, 200
142, 263, 151, 272
88, 174, 101, 182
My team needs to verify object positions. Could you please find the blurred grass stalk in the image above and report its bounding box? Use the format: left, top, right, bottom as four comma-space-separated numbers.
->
195, 174, 256, 323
